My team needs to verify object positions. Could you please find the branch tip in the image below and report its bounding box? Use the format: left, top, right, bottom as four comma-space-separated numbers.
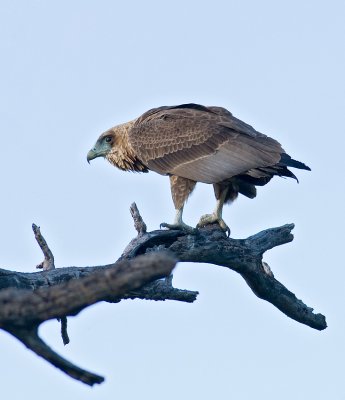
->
130, 202, 147, 235
60, 316, 70, 345
32, 223, 55, 271
8, 326, 104, 386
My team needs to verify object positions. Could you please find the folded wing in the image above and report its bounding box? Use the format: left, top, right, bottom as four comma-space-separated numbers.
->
128, 104, 284, 184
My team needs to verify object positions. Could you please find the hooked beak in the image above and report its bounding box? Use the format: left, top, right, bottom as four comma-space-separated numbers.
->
87, 149, 98, 164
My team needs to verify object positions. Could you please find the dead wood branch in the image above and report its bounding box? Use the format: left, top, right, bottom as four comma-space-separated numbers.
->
0, 266, 198, 303
33, 224, 55, 271
0, 202, 326, 386
130, 202, 147, 235
0, 252, 177, 385
119, 204, 326, 331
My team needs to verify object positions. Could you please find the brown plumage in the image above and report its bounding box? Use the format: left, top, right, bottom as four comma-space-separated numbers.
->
87, 103, 310, 234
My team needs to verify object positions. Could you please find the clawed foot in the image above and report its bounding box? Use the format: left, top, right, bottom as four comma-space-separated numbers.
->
160, 221, 197, 234
196, 213, 230, 236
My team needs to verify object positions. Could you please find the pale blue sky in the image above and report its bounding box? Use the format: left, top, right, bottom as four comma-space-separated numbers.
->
1, 1, 344, 399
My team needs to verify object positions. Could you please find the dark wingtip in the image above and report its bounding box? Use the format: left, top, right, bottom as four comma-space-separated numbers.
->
279, 153, 311, 171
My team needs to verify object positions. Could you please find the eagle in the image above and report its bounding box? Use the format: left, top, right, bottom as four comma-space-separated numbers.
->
87, 103, 310, 234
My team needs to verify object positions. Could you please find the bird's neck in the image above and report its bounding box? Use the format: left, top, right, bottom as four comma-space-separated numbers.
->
107, 120, 148, 172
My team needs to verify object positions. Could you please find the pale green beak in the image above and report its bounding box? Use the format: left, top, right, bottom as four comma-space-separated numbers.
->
87, 149, 98, 163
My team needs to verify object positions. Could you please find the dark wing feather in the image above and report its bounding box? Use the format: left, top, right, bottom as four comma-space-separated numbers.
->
128, 104, 283, 184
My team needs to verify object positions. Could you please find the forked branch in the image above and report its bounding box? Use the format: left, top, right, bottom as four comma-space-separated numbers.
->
120, 215, 326, 331
0, 202, 326, 386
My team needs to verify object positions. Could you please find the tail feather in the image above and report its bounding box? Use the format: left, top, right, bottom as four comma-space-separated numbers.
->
259, 166, 298, 181
279, 153, 311, 171
233, 152, 310, 197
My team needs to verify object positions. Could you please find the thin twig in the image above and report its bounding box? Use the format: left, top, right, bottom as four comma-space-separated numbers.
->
32, 224, 68, 344
60, 316, 70, 345
32, 224, 55, 271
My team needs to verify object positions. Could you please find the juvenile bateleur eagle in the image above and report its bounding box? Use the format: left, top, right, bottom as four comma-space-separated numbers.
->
87, 103, 310, 234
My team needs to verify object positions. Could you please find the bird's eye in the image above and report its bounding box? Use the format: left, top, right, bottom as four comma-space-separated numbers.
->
105, 136, 112, 143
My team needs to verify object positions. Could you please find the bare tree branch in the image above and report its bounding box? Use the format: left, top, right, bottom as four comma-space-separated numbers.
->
0, 202, 327, 386
118, 207, 326, 331
8, 326, 104, 386
0, 252, 177, 385
0, 266, 198, 303
0, 252, 177, 325
32, 223, 71, 344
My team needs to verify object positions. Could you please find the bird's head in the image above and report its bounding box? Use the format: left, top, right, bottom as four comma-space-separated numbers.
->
87, 130, 115, 163
87, 120, 143, 172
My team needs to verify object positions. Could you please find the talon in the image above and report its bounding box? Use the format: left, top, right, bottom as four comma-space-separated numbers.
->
196, 213, 213, 228
197, 213, 230, 236
160, 222, 196, 234
160, 222, 176, 230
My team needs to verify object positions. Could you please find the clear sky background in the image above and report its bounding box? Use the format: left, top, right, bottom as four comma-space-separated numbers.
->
0, 0, 344, 399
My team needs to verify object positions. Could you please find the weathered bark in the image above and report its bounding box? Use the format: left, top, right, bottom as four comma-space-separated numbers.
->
0, 203, 327, 386
33, 223, 55, 271
119, 223, 326, 331
0, 265, 198, 303
1, 251, 177, 385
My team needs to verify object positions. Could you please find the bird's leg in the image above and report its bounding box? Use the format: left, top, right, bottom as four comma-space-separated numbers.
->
160, 176, 197, 233
197, 186, 230, 235
160, 205, 196, 233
